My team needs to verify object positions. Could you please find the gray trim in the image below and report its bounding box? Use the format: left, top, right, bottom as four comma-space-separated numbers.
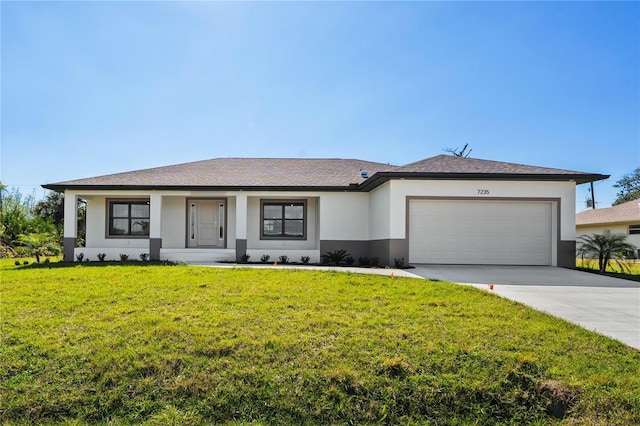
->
558, 240, 576, 269
43, 172, 609, 193
235, 239, 247, 262
44, 184, 360, 192
186, 198, 227, 248
359, 172, 609, 191
105, 198, 150, 239
63, 238, 76, 262
150, 238, 162, 261
405, 196, 562, 266
259, 199, 307, 241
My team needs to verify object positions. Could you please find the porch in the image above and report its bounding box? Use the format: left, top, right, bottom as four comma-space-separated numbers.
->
63, 191, 325, 263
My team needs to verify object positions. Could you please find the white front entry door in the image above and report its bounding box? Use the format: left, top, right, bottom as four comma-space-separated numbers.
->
188, 200, 225, 247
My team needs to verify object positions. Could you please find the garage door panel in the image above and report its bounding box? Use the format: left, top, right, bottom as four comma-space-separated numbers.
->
409, 200, 552, 265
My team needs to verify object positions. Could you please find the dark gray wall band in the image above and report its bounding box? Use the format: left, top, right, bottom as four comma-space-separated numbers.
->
558, 240, 576, 269
320, 239, 408, 267
235, 239, 247, 262
150, 238, 162, 261
63, 237, 76, 262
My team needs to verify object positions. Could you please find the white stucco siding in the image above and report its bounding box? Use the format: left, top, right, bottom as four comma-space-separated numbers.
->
161, 197, 186, 248
369, 183, 391, 240
577, 224, 640, 250
318, 192, 369, 241
84, 196, 149, 249
387, 180, 576, 241
63, 191, 78, 238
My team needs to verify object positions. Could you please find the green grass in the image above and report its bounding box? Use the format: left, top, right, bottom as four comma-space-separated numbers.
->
576, 258, 640, 282
2, 260, 639, 425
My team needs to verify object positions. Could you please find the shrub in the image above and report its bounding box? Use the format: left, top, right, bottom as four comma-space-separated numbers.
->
240, 254, 251, 263
22, 260, 29, 265
358, 257, 370, 266
345, 256, 355, 266
76, 253, 85, 262
370, 256, 380, 267
300, 256, 310, 264
278, 255, 289, 264
97, 253, 107, 262
578, 231, 636, 273
394, 258, 405, 268
16, 232, 60, 264
43, 258, 50, 264
119, 254, 129, 262
260, 254, 270, 263
14, 260, 20, 266
139, 253, 149, 261
322, 249, 350, 266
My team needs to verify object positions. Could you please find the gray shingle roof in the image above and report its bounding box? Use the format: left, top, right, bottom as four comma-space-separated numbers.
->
576, 199, 640, 226
396, 155, 592, 175
45, 158, 396, 189
42, 155, 608, 191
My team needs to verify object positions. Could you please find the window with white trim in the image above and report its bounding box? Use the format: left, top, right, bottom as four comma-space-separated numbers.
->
108, 200, 150, 237
261, 201, 306, 239
629, 225, 640, 235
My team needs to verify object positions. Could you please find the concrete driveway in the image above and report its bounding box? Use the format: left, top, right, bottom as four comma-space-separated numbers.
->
410, 265, 640, 350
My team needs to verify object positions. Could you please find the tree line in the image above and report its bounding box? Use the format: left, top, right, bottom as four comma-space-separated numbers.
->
0, 184, 85, 262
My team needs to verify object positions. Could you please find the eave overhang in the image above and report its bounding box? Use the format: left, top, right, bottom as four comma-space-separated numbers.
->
42, 172, 609, 193
358, 172, 610, 191
41, 184, 360, 193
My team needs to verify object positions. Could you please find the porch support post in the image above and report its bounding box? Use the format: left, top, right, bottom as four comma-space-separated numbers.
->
235, 194, 248, 262
63, 191, 78, 262
149, 193, 162, 261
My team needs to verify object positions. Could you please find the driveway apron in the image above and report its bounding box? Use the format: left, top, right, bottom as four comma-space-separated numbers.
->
410, 265, 640, 350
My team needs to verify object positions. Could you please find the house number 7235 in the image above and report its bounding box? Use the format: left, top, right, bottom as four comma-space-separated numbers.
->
477, 189, 490, 195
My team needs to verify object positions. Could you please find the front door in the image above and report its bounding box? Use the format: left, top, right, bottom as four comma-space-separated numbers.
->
188, 200, 225, 247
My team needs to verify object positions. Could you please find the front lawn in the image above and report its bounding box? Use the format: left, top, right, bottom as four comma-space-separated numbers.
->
576, 258, 640, 282
2, 260, 639, 425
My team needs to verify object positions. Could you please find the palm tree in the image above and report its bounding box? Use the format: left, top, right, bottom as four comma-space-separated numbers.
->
577, 231, 636, 273
17, 232, 60, 263
0, 181, 6, 213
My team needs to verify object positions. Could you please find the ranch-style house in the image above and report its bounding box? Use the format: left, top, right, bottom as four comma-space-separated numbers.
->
43, 155, 608, 267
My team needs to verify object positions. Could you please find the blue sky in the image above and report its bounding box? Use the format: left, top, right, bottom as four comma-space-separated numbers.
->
2, 1, 638, 210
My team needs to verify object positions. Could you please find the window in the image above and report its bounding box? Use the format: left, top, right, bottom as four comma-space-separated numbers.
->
629, 225, 640, 235
108, 200, 150, 237
262, 201, 305, 239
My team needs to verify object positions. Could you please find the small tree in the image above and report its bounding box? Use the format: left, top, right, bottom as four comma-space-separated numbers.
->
613, 168, 640, 206
17, 232, 61, 263
443, 143, 472, 158
0, 188, 48, 248
34, 191, 87, 247
577, 231, 636, 273
0, 181, 6, 212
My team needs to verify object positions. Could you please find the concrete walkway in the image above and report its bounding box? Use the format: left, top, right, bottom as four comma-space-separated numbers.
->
189, 262, 419, 278
411, 265, 640, 350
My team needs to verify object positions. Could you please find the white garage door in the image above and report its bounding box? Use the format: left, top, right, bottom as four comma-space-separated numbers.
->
409, 200, 552, 265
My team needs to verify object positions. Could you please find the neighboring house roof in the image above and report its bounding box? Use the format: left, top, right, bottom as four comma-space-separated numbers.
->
42, 155, 608, 192
576, 199, 640, 226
